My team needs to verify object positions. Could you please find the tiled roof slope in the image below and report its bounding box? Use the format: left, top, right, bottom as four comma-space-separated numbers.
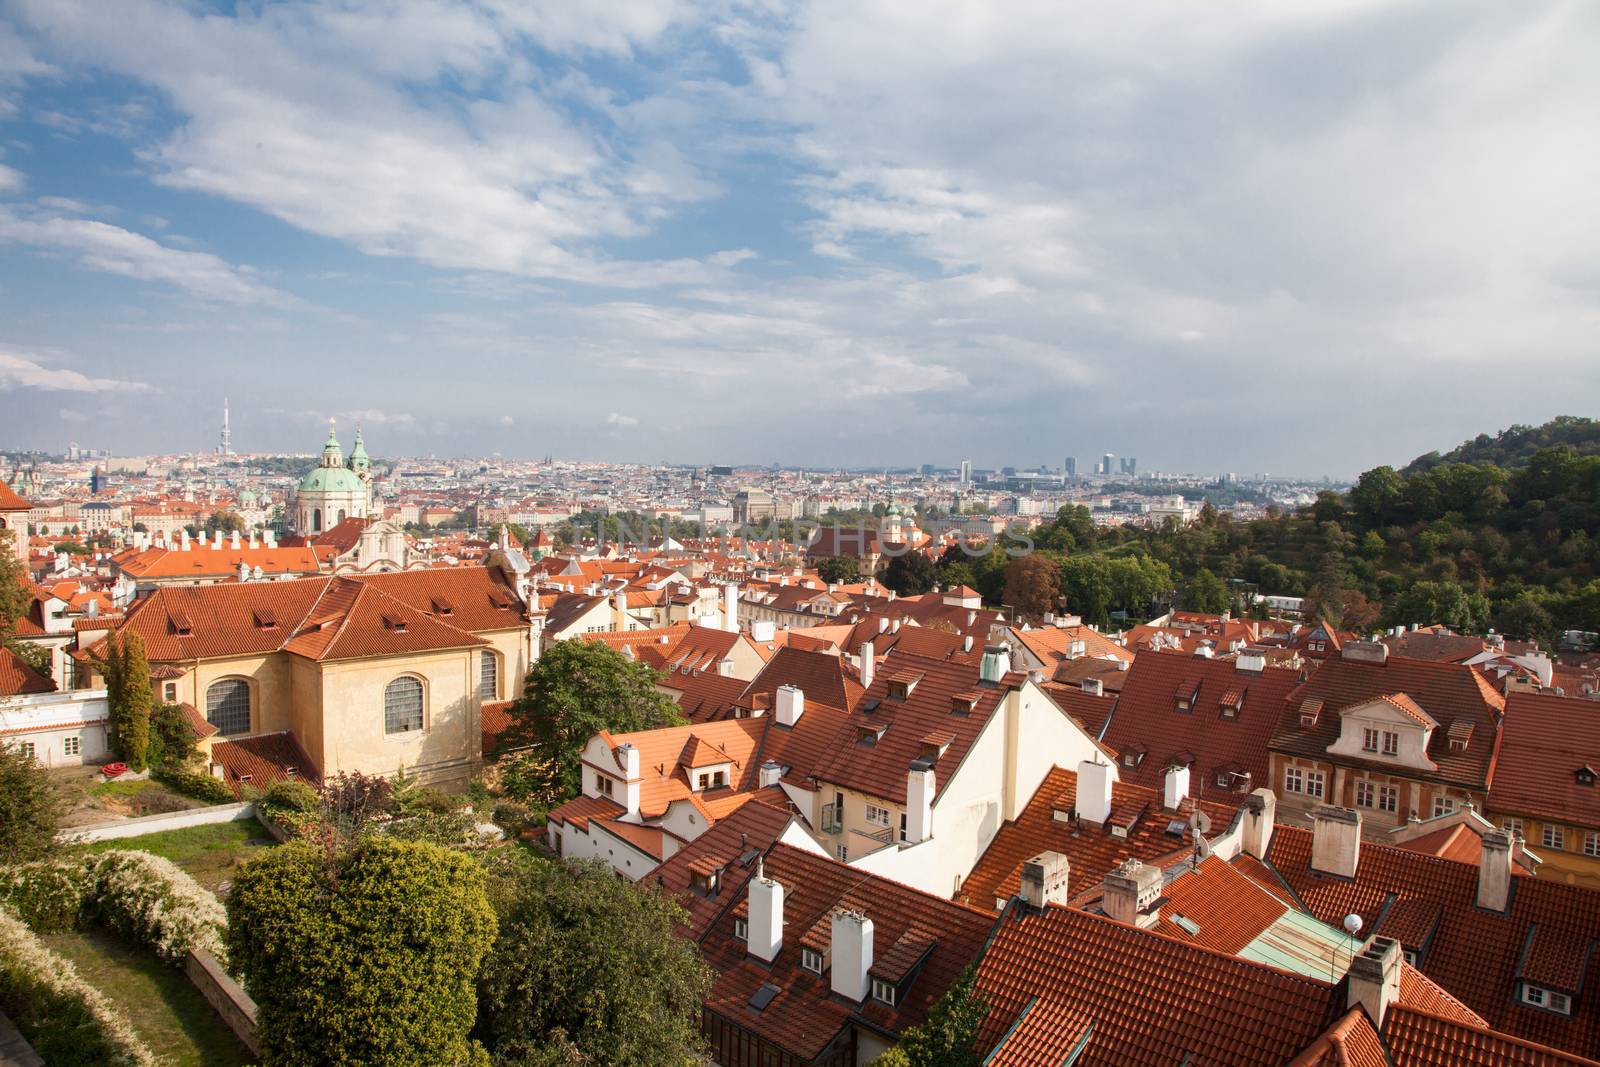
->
1270, 655, 1505, 791
739, 646, 863, 716
658, 666, 749, 723
587, 718, 766, 819
1383, 1006, 1600, 1067
355, 567, 529, 632
1491, 691, 1600, 826
1104, 652, 1306, 801
0, 481, 30, 510
1287, 1009, 1389, 1067
812, 652, 1018, 805
647, 798, 793, 937
1265, 825, 1600, 1059
971, 904, 1343, 1066
211, 732, 320, 794
0, 646, 53, 696
699, 842, 996, 1062
961, 764, 1239, 913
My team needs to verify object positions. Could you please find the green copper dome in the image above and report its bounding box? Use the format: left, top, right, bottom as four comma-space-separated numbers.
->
349, 427, 371, 474
299, 465, 365, 494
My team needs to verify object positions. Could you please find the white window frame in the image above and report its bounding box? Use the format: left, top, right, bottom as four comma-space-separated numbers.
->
801, 948, 825, 975
871, 977, 897, 1005
1378, 785, 1398, 813
1585, 831, 1599, 858
478, 650, 498, 701
864, 803, 891, 827
1382, 731, 1399, 757
1284, 767, 1304, 794
18, 741, 36, 760
1542, 825, 1564, 851
595, 774, 614, 798
1432, 795, 1456, 818
1305, 770, 1326, 800
1503, 818, 1525, 839
1362, 727, 1379, 753
1354, 780, 1374, 808
733, 917, 747, 941
63, 736, 80, 756
383, 675, 426, 736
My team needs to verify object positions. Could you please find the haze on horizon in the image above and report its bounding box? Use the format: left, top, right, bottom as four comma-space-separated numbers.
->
0, 1, 1596, 477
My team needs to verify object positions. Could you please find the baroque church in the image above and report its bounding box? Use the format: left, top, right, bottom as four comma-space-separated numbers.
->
295, 422, 372, 535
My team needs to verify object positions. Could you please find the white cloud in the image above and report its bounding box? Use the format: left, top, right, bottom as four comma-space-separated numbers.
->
498, 414, 515, 426
0, 347, 151, 393
0, 203, 299, 306
606, 412, 639, 428
0, 165, 23, 195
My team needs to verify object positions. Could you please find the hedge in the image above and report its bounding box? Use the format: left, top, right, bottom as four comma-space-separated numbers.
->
0, 850, 229, 966
153, 766, 236, 804
0, 905, 158, 1067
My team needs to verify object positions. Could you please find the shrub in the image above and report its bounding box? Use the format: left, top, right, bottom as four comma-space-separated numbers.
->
0, 905, 159, 1067
0, 742, 61, 863
229, 837, 496, 1067
261, 779, 319, 813
153, 767, 235, 805
491, 800, 535, 835
321, 770, 395, 835
399, 785, 460, 815
0, 851, 228, 965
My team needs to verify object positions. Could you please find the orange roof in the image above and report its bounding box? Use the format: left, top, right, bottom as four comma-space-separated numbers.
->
590, 718, 765, 819
0, 481, 30, 511
115, 543, 326, 580
0, 646, 53, 697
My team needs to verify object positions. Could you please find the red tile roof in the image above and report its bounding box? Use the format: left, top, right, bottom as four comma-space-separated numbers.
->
1104, 652, 1307, 801
1270, 655, 1505, 791
1491, 691, 1600, 827
647, 799, 794, 937
1383, 1006, 1600, 1067
0, 646, 53, 697
1288, 1009, 1389, 1067
0, 481, 32, 511
210, 732, 320, 794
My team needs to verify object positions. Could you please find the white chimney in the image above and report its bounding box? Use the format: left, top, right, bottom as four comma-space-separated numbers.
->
1019, 851, 1069, 909
615, 743, 642, 816
878, 617, 889, 634
758, 760, 783, 788
1075, 758, 1113, 824
1347, 938, 1402, 1028
723, 583, 740, 632
1310, 806, 1362, 879
230, 530, 241, 549
179, 529, 190, 551
1081, 677, 1103, 697
979, 644, 1008, 684
962, 634, 973, 654
237, 560, 250, 583
829, 910, 874, 1002
265, 529, 276, 547
905, 761, 935, 844
859, 642, 875, 691
1241, 789, 1276, 860
613, 590, 627, 616
751, 620, 775, 643
1103, 859, 1162, 928
747, 862, 784, 963
1162, 762, 1189, 811
775, 685, 805, 727
1476, 829, 1513, 912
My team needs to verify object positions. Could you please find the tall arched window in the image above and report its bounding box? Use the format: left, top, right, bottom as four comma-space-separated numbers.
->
337, 509, 346, 524
312, 508, 322, 532
478, 650, 498, 700
206, 678, 251, 736
384, 676, 424, 735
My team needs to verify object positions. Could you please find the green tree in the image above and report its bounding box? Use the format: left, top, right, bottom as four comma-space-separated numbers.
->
1002, 554, 1059, 619
874, 966, 987, 1067
501, 641, 682, 801
475, 857, 710, 1066
937, 560, 977, 594
203, 511, 247, 535
816, 555, 859, 584
1495, 594, 1556, 644
0, 742, 60, 863
228, 837, 496, 1067
1350, 466, 1405, 526
119, 632, 152, 771
1180, 567, 1230, 614
1387, 580, 1491, 632
0, 538, 31, 639
882, 551, 938, 596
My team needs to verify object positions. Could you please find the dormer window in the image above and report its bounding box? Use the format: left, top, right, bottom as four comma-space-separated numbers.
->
1298, 698, 1323, 727
595, 774, 615, 798
871, 977, 897, 1005
857, 727, 881, 747
801, 948, 826, 975
1121, 747, 1145, 769
1448, 720, 1473, 752
1521, 984, 1572, 1016
733, 917, 747, 940
1577, 765, 1596, 788
950, 693, 979, 716
690, 867, 721, 896
1218, 688, 1244, 720
381, 612, 408, 632
169, 611, 193, 636
430, 597, 453, 615
886, 672, 923, 701
253, 607, 277, 629
1174, 681, 1199, 713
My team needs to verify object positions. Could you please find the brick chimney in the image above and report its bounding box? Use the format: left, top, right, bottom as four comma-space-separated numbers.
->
1241, 788, 1276, 860
746, 860, 783, 963
1347, 937, 1402, 1027
1019, 851, 1069, 910
775, 685, 805, 727
1103, 859, 1163, 928
905, 759, 935, 844
1477, 828, 1513, 912
830, 909, 874, 1002
1162, 762, 1189, 811
1310, 806, 1362, 878
1075, 758, 1113, 824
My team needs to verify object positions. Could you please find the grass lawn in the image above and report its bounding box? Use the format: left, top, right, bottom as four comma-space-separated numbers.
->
86, 820, 277, 892
41, 929, 253, 1067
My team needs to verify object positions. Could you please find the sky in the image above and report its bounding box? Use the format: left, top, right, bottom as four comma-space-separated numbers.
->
0, 0, 1596, 477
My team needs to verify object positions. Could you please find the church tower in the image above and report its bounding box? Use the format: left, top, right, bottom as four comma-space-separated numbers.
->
295, 421, 371, 534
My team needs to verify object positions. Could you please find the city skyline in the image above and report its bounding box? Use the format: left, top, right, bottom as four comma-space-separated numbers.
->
1, 2, 1597, 475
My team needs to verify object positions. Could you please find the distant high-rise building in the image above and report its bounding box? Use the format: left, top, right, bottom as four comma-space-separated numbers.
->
218, 396, 233, 456
1101, 453, 1115, 476
959, 460, 972, 484
921, 463, 935, 477
67, 441, 80, 462
1064, 456, 1076, 478
1120, 456, 1137, 476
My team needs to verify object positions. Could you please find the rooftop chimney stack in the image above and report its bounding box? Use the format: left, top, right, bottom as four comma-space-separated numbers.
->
1347, 937, 1403, 1028
1241, 788, 1277, 860
1476, 829, 1513, 913
747, 862, 784, 963
829, 910, 874, 1002
723, 583, 740, 633
859, 642, 875, 691
1081, 677, 1104, 697
1162, 762, 1190, 811
758, 759, 783, 788
1075, 758, 1114, 825
1103, 859, 1163, 928
1341, 640, 1390, 665
1310, 806, 1363, 879
1019, 851, 1069, 910
905, 760, 935, 844
775, 685, 805, 728
980, 644, 1009, 685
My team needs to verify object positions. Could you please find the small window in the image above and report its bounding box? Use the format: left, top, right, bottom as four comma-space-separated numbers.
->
865, 804, 891, 827
697, 773, 710, 791
871, 977, 897, 1005
1382, 731, 1399, 757
162, 681, 178, 702
1542, 825, 1565, 851
595, 775, 614, 797
1432, 795, 1456, 818
1378, 785, 1398, 813
1354, 781, 1374, 808
1305, 770, 1325, 800
1585, 832, 1599, 858
1362, 727, 1379, 753
383, 676, 425, 735
733, 917, 747, 940
478, 650, 498, 700
1284, 767, 1304, 794
801, 948, 825, 975
18, 741, 36, 760
63, 736, 80, 756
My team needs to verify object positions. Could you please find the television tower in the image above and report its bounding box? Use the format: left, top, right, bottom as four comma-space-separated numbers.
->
218, 397, 233, 456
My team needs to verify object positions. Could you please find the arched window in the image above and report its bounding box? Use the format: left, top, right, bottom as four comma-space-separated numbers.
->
205, 678, 251, 736
384, 676, 424, 735
337, 509, 346, 523
312, 508, 322, 532
478, 650, 498, 700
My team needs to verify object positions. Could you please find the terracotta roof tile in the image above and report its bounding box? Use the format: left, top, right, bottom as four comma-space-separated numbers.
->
210, 732, 320, 795
1491, 691, 1600, 827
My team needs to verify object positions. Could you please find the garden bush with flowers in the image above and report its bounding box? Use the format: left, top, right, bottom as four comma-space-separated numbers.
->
0, 849, 229, 965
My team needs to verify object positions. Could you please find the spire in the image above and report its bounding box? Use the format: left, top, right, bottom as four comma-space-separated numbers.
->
321, 419, 344, 468
218, 396, 233, 455
349, 424, 372, 482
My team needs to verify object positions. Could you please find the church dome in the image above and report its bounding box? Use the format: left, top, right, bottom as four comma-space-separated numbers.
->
299, 465, 366, 494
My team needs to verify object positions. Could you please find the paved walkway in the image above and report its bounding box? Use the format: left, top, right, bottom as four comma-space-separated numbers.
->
0, 1009, 44, 1067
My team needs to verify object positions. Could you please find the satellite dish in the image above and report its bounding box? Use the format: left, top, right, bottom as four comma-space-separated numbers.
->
1343, 914, 1363, 936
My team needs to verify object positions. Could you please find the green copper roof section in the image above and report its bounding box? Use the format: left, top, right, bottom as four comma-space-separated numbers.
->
299, 466, 366, 493
321, 422, 343, 464
349, 426, 371, 471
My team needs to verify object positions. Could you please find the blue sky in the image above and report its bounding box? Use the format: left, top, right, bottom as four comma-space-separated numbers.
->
1, 1, 1597, 476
